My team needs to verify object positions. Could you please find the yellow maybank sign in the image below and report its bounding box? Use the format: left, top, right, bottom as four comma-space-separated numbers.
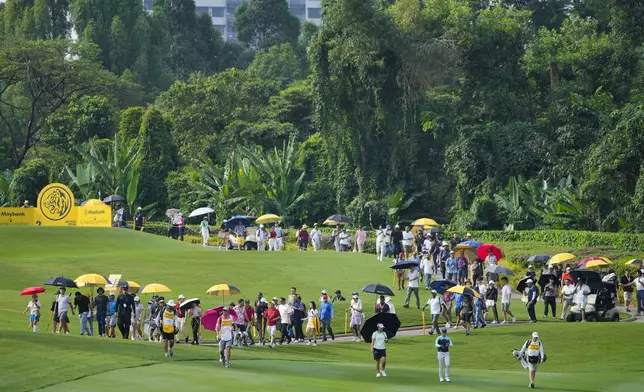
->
0, 183, 111, 227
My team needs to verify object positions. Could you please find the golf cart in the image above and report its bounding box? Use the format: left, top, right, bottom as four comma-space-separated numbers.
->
566, 269, 619, 322
225, 216, 258, 250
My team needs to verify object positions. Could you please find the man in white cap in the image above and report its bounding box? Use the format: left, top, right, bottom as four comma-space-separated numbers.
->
519, 332, 546, 389
319, 289, 328, 303
134, 206, 146, 231
159, 299, 177, 358
526, 279, 539, 323
175, 295, 188, 343
216, 307, 235, 368
422, 290, 444, 335
256, 224, 266, 251
371, 323, 388, 377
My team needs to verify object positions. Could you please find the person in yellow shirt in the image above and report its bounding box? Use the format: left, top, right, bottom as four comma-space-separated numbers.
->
217, 307, 235, 368
159, 300, 177, 358
519, 332, 546, 389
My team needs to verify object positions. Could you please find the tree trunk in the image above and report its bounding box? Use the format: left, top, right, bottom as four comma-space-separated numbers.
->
550, 61, 559, 89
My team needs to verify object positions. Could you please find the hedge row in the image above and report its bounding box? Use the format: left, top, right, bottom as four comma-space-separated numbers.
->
469, 230, 644, 252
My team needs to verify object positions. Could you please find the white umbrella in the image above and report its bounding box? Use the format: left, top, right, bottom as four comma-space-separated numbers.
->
179, 298, 201, 311
166, 208, 180, 219
189, 207, 214, 218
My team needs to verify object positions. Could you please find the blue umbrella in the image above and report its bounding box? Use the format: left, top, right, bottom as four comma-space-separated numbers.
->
429, 279, 458, 294
224, 216, 256, 229
459, 240, 484, 248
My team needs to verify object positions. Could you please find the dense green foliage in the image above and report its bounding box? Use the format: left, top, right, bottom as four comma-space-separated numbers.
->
1, 0, 644, 231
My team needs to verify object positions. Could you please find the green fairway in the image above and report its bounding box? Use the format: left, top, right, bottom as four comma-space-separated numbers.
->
2, 323, 642, 392
1, 226, 547, 335
2, 227, 642, 392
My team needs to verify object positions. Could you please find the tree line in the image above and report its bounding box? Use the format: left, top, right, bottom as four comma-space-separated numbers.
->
1, 0, 644, 232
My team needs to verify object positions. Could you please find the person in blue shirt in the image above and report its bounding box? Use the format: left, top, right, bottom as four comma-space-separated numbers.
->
473, 295, 487, 329
106, 293, 117, 338
319, 296, 335, 341
435, 327, 453, 382
446, 251, 458, 281
526, 279, 539, 323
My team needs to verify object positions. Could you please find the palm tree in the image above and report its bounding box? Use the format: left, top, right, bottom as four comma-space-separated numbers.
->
237, 136, 306, 221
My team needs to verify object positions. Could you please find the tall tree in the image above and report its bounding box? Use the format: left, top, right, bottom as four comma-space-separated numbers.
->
234, 0, 300, 49
0, 39, 113, 168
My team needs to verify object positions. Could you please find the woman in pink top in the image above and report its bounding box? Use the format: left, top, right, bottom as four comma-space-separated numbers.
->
355, 226, 367, 253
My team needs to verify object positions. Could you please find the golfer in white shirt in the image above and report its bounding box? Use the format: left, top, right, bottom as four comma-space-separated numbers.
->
420, 256, 434, 290
402, 227, 414, 258
310, 224, 321, 251
375, 225, 385, 260
575, 278, 591, 322
423, 290, 444, 334
500, 277, 516, 324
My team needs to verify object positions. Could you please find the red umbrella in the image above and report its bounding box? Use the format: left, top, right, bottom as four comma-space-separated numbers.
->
478, 244, 503, 261
21, 287, 46, 296
201, 306, 238, 331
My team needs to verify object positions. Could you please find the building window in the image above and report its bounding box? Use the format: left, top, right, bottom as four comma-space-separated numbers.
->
292, 9, 305, 21
196, 6, 210, 15
307, 7, 321, 19
212, 7, 225, 18
143, 0, 153, 11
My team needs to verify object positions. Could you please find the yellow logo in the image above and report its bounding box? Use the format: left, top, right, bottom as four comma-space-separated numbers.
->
37, 183, 74, 221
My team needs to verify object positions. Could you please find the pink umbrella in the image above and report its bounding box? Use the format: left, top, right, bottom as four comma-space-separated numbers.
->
201, 306, 238, 331
478, 244, 503, 261
578, 257, 611, 268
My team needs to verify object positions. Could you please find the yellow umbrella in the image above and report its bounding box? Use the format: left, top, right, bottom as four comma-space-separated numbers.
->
584, 259, 611, 269
548, 253, 576, 265
125, 281, 141, 290
84, 199, 105, 206
411, 218, 438, 228
323, 219, 341, 226
624, 259, 643, 268
207, 283, 241, 305
140, 283, 172, 294
447, 285, 481, 298
256, 214, 280, 224
75, 274, 110, 287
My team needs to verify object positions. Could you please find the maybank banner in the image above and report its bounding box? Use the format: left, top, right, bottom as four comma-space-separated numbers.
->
0, 183, 111, 227
77, 205, 111, 227
0, 208, 36, 225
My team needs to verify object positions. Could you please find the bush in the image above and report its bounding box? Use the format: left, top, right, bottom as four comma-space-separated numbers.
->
8, 159, 50, 206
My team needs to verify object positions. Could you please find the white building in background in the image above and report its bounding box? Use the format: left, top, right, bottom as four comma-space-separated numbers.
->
143, 0, 322, 42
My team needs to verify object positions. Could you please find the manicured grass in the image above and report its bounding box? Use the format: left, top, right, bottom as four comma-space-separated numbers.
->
2, 322, 642, 391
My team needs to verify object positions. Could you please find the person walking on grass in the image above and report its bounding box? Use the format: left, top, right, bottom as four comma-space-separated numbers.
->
371, 323, 388, 378
500, 277, 516, 324
374, 224, 384, 261
24, 294, 41, 332
457, 251, 469, 285
190, 302, 202, 345
306, 301, 319, 346
93, 288, 108, 337
116, 285, 135, 339
310, 223, 321, 251
404, 266, 421, 309
560, 278, 576, 320
439, 242, 450, 280
175, 295, 189, 343
623, 269, 644, 316
297, 224, 309, 251
234, 299, 251, 345
132, 296, 143, 340
217, 307, 235, 368
255, 295, 268, 344
402, 226, 414, 258
446, 251, 458, 281
200, 216, 210, 247
264, 301, 280, 348
332, 224, 342, 252
422, 290, 443, 335
442, 290, 452, 328
435, 327, 453, 383
620, 270, 634, 312
160, 300, 177, 358
349, 294, 364, 342
420, 254, 433, 290
73, 292, 91, 336
543, 276, 558, 319
375, 295, 390, 313
519, 332, 546, 389
277, 297, 292, 345
485, 281, 499, 324
291, 295, 306, 342
526, 279, 539, 323
574, 278, 591, 322
460, 294, 473, 336
355, 226, 367, 253
319, 295, 335, 341
56, 287, 74, 335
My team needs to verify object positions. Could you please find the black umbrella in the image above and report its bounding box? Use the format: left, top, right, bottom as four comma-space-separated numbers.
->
516, 277, 531, 293
325, 215, 353, 225
44, 276, 78, 288
429, 227, 443, 234
103, 195, 125, 203
179, 298, 200, 311
362, 283, 395, 296
528, 254, 551, 265
389, 260, 420, 270
360, 313, 401, 343
538, 273, 560, 289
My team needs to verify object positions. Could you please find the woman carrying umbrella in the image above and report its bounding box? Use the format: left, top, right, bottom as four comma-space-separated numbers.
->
371, 323, 388, 378
23, 294, 42, 332
200, 216, 209, 247
305, 301, 319, 346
